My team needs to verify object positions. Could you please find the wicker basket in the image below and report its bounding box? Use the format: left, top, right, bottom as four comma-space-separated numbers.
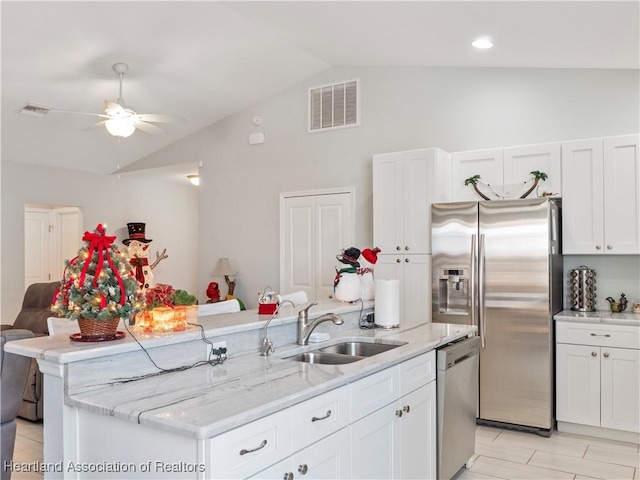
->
77, 317, 120, 338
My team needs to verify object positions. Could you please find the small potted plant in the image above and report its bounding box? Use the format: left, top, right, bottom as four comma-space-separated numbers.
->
51, 224, 142, 341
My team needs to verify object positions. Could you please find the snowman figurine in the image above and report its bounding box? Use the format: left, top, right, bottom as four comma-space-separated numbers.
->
123, 223, 168, 294
358, 247, 380, 301
334, 247, 362, 303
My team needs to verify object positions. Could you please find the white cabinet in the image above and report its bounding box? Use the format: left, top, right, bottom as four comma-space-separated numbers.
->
556, 322, 640, 439
280, 190, 355, 301
254, 428, 351, 480
350, 351, 437, 479
373, 148, 450, 254
562, 134, 640, 254
375, 254, 431, 325
451, 143, 561, 202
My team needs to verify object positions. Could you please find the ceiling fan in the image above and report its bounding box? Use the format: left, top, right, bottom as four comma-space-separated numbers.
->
40, 63, 183, 138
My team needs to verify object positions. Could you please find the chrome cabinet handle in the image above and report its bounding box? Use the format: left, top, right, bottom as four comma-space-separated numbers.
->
239, 439, 267, 456
395, 409, 403, 417
607, 245, 613, 250
405, 246, 409, 251
590, 333, 611, 337
591, 352, 597, 357
396, 246, 401, 251
283, 473, 294, 480
311, 410, 331, 422
403, 405, 411, 413
298, 464, 308, 475
595, 245, 602, 250
396, 258, 401, 263
405, 258, 409, 263
603, 352, 610, 358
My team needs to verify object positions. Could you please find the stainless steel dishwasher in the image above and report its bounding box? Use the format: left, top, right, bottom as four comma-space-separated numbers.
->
437, 335, 480, 480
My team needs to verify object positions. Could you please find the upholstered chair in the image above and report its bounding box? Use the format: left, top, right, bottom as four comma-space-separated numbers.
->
0, 281, 60, 421
1, 329, 34, 480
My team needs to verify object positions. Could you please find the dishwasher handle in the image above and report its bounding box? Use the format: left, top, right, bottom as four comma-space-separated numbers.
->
437, 336, 480, 371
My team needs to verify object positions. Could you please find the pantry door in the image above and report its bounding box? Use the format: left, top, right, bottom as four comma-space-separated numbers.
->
280, 188, 355, 302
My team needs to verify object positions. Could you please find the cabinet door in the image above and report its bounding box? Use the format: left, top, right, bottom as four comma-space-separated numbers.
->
603, 134, 640, 254
373, 152, 404, 254
556, 343, 601, 427
561, 139, 605, 254
350, 402, 400, 479
503, 142, 562, 197
398, 382, 437, 480
600, 347, 640, 433
403, 149, 433, 254
402, 254, 431, 326
450, 149, 504, 202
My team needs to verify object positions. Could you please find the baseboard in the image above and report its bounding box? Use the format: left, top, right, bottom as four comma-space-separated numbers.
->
557, 421, 640, 445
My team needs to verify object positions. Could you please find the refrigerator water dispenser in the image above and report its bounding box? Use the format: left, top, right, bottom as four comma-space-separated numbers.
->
438, 268, 469, 314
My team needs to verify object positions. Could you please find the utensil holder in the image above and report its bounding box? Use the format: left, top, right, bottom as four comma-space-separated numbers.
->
569, 265, 596, 312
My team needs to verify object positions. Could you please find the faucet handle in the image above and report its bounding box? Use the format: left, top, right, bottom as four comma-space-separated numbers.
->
299, 302, 318, 320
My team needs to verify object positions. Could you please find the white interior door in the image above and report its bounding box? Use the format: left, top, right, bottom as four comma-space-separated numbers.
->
24, 208, 52, 289
24, 205, 82, 290
281, 189, 355, 302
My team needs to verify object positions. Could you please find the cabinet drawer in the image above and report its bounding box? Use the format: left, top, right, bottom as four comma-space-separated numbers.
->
557, 322, 640, 349
350, 366, 399, 422
291, 385, 349, 449
399, 350, 436, 396
207, 409, 292, 479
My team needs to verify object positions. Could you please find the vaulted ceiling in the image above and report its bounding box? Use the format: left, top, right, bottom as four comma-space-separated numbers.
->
2, 1, 638, 180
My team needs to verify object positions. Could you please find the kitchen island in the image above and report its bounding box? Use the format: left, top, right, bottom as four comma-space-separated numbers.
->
6, 300, 476, 479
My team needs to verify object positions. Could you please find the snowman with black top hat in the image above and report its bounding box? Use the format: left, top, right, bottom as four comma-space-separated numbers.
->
334, 247, 362, 303
123, 223, 168, 294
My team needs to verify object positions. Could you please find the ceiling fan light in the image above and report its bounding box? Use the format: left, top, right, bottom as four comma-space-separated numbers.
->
105, 118, 135, 138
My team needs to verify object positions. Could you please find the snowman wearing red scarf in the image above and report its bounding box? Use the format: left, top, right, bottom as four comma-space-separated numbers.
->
123, 223, 168, 294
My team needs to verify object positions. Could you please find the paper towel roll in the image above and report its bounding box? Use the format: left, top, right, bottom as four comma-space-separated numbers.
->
276, 291, 309, 305
375, 279, 400, 328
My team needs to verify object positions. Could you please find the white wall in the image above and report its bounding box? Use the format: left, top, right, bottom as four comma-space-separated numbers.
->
1, 160, 199, 323
137, 66, 639, 309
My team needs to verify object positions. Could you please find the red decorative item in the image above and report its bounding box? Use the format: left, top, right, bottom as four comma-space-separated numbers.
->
206, 282, 221, 303
258, 303, 278, 315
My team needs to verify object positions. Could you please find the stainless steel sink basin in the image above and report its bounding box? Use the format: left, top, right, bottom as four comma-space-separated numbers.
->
286, 340, 406, 364
286, 351, 364, 365
319, 341, 403, 357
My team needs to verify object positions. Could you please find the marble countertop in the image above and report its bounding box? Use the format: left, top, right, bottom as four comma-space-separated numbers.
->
554, 309, 640, 326
65, 321, 476, 440
4, 300, 372, 364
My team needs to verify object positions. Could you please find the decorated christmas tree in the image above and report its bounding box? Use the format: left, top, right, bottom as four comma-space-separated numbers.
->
52, 224, 142, 323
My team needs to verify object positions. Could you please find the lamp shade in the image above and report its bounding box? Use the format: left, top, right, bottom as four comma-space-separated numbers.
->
212, 257, 236, 276
105, 118, 136, 138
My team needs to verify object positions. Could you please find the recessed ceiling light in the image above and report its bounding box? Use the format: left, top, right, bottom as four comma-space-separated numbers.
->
472, 38, 493, 49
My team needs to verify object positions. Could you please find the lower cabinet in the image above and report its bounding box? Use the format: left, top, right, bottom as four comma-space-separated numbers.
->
556, 322, 640, 437
350, 383, 436, 479
254, 428, 351, 479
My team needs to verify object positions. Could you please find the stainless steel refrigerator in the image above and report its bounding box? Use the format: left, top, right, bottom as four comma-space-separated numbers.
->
431, 198, 562, 435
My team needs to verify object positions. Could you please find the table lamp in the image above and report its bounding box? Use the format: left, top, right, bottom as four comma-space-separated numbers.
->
212, 258, 237, 298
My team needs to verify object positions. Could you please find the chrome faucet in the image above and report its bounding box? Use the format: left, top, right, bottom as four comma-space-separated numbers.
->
297, 302, 344, 346
260, 300, 296, 356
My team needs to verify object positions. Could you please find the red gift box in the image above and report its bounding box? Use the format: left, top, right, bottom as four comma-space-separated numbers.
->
258, 303, 278, 315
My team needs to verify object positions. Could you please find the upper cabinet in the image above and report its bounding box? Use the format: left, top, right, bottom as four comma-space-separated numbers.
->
562, 134, 640, 254
450, 143, 561, 202
373, 148, 450, 254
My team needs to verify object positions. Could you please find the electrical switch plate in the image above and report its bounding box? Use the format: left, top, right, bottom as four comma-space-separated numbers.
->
249, 132, 265, 145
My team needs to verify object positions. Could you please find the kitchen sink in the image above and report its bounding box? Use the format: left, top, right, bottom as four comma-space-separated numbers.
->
286, 340, 406, 365
318, 341, 403, 357
286, 351, 364, 365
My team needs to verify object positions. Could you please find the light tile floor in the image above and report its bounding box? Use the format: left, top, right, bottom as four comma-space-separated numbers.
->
11, 419, 640, 479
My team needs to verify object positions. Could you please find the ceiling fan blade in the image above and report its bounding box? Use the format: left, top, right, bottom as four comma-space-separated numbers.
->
136, 113, 186, 124
83, 120, 108, 131
134, 121, 163, 135
49, 108, 108, 118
